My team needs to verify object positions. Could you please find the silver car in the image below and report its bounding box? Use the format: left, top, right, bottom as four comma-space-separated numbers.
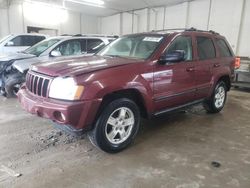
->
0, 35, 117, 97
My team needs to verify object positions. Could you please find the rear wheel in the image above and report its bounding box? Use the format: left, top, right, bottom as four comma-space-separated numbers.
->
203, 81, 227, 113
88, 98, 140, 153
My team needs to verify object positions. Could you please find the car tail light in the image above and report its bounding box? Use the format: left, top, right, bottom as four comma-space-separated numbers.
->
234, 57, 241, 69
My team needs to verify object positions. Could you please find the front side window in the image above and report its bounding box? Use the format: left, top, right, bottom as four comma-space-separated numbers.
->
165, 36, 193, 61
25, 38, 60, 56
216, 39, 232, 57
98, 35, 164, 59
197, 36, 216, 60
54, 40, 82, 56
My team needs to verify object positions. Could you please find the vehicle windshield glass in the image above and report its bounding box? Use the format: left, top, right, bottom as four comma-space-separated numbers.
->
0, 35, 11, 44
24, 38, 61, 56
98, 35, 164, 59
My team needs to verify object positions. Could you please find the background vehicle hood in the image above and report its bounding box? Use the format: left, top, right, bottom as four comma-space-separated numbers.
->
0, 52, 35, 62
12, 56, 50, 73
32, 55, 142, 77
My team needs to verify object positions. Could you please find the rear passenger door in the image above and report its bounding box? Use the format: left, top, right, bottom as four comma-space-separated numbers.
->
194, 36, 216, 99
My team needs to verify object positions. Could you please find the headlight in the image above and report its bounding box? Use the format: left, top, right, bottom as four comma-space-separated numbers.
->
49, 77, 84, 100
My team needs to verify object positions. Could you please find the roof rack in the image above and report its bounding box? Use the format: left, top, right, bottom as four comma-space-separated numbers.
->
73, 34, 119, 38
152, 27, 220, 35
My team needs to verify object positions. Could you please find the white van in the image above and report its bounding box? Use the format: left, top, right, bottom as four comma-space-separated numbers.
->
0, 34, 47, 55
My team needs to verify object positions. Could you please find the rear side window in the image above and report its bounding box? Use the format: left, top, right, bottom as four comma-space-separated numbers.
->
216, 39, 232, 57
197, 36, 216, 60
87, 39, 105, 53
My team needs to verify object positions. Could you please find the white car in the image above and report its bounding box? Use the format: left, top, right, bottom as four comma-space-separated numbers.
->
0, 35, 118, 97
0, 34, 47, 55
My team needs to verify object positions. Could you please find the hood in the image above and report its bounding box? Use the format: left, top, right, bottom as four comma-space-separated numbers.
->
12, 56, 50, 73
0, 52, 36, 62
31, 55, 142, 77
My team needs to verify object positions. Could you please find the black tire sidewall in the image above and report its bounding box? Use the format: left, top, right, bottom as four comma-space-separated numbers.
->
5, 75, 24, 98
93, 98, 140, 153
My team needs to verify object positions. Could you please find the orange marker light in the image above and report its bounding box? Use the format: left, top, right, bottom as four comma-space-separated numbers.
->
74, 86, 84, 100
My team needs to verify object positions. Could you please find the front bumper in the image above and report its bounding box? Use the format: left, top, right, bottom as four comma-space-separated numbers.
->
18, 87, 101, 132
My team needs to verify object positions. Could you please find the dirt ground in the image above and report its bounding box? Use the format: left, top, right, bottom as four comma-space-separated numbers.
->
0, 89, 250, 188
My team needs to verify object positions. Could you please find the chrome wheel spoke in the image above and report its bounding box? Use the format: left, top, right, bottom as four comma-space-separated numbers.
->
107, 116, 117, 126
123, 117, 134, 126
108, 129, 118, 140
214, 86, 225, 108
118, 108, 127, 119
105, 107, 135, 144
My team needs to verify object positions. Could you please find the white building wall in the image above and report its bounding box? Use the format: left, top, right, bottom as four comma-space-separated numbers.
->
0, 1, 99, 38
237, 0, 250, 56
208, 0, 244, 53
164, 2, 188, 29
0, 8, 9, 37
186, 0, 210, 30
99, 0, 250, 56
122, 12, 133, 35
135, 9, 148, 33
100, 14, 121, 35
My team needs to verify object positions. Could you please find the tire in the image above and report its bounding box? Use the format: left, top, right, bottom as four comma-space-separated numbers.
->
5, 74, 25, 98
88, 98, 141, 153
203, 81, 227, 113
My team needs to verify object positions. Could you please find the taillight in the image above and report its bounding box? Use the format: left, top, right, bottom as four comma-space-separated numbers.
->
234, 57, 241, 69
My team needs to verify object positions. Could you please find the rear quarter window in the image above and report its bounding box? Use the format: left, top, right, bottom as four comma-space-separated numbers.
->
215, 39, 232, 57
197, 36, 216, 60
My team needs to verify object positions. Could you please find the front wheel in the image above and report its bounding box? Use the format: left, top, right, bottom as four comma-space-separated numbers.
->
88, 98, 140, 153
5, 74, 25, 98
203, 81, 227, 113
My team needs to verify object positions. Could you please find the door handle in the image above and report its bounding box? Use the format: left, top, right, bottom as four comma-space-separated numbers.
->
186, 67, 195, 72
214, 63, 220, 68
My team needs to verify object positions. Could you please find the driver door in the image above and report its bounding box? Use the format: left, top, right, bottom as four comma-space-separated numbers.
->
153, 35, 196, 112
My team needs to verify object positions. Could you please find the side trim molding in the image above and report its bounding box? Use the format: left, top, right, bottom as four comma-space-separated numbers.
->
154, 99, 205, 116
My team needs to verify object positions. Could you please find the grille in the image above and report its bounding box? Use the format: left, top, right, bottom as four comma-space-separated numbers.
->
26, 71, 51, 97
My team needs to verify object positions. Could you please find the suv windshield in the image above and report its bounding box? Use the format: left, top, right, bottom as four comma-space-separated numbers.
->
24, 38, 61, 56
98, 35, 164, 59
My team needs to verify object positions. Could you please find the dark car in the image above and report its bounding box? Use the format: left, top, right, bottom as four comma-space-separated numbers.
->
18, 28, 237, 153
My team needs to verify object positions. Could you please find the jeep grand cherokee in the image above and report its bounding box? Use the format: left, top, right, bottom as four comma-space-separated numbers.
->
18, 28, 237, 153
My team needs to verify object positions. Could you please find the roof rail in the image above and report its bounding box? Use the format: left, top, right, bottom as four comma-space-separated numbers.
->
73, 34, 119, 38
152, 27, 220, 35
151, 28, 188, 32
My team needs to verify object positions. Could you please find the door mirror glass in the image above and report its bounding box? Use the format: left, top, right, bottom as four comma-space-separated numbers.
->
6, 41, 14, 46
50, 50, 62, 57
159, 50, 185, 64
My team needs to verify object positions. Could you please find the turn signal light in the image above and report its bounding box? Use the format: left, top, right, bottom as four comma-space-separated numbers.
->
235, 57, 241, 69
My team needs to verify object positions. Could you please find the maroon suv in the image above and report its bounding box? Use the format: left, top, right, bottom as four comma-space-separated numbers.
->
18, 28, 237, 153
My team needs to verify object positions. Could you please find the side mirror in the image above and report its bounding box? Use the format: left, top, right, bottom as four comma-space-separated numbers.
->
5, 41, 14, 46
159, 50, 185, 64
50, 50, 62, 57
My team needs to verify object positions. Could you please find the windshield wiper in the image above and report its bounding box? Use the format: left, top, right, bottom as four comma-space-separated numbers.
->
105, 55, 124, 58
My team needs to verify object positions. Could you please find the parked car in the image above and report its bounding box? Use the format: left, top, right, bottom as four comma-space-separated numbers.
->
0, 34, 47, 55
232, 57, 250, 89
0, 35, 117, 97
18, 28, 237, 153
